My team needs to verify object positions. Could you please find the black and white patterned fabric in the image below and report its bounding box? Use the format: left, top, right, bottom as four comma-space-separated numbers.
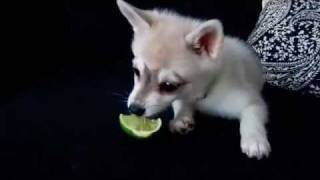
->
248, 0, 320, 97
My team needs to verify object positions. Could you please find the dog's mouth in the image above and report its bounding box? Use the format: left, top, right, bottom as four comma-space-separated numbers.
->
145, 113, 161, 119
145, 107, 173, 120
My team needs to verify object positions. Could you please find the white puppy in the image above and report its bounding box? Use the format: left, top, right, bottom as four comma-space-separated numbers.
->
117, 0, 271, 159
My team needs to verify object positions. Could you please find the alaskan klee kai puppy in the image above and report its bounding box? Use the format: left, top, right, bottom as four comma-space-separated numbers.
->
117, 0, 271, 159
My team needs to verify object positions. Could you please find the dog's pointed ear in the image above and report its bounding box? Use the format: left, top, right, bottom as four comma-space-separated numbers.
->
186, 19, 224, 59
117, 0, 152, 32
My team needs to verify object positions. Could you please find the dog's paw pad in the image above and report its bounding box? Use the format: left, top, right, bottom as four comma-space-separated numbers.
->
241, 135, 271, 159
169, 117, 195, 135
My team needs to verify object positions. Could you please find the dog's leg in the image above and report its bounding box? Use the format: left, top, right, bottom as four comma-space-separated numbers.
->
169, 100, 195, 134
240, 100, 271, 159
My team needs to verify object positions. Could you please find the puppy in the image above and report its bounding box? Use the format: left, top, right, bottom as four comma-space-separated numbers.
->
117, 0, 271, 159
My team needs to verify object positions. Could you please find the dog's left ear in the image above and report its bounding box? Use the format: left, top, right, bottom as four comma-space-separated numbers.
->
186, 19, 224, 59
116, 0, 152, 33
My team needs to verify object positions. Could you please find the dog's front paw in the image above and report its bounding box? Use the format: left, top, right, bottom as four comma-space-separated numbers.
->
241, 135, 271, 159
169, 116, 195, 135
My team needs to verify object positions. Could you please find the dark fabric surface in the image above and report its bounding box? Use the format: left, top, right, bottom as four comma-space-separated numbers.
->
248, 0, 320, 97
1, 0, 319, 179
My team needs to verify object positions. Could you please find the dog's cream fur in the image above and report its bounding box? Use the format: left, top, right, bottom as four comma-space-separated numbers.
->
117, 0, 271, 159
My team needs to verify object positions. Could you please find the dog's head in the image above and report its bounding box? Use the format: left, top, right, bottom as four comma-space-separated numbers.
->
117, 0, 224, 117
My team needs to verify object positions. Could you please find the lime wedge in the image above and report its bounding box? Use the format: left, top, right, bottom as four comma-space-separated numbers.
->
119, 114, 162, 139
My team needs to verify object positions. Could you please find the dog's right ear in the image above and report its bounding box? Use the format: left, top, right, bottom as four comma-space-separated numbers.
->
186, 19, 224, 59
116, 0, 152, 33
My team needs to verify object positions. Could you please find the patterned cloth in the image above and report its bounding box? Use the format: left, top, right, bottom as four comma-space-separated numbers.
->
248, 0, 320, 97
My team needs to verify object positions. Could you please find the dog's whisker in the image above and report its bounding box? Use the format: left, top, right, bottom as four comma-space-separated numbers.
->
111, 92, 129, 105
124, 91, 130, 96
111, 92, 129, 99
111, 92, 126, 97
119, 101, 128, 104
113, 96, 128, 100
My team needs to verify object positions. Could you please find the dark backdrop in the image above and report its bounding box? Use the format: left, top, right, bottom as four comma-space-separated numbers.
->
1, 0, 319, 179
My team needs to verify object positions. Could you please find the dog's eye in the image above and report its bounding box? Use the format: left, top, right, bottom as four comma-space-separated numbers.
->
133, 67, 140, 77
159, 82, 180, 93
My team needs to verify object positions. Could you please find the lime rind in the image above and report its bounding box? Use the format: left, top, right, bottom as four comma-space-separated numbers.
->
119, 114, 162, 138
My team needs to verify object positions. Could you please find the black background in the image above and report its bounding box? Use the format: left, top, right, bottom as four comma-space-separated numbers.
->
1, 0, 319, 179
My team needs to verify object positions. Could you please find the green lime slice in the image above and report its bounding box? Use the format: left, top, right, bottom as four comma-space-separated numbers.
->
119, 114, 162, 139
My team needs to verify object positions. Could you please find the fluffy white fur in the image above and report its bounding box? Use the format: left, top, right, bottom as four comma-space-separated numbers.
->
117, 0, 271, 159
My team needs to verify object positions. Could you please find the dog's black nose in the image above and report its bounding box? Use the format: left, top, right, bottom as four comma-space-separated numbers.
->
129, 104, 145, 116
